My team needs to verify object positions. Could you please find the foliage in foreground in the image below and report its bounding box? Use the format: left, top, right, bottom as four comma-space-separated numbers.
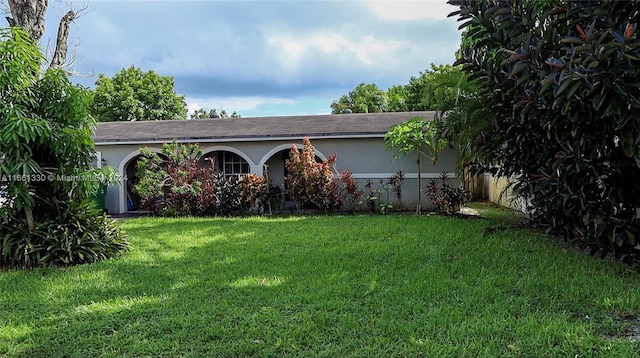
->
446, 0, 640, 263
1, 201, 128, 269
0, 27, 128, 269
2, 210, 640, 356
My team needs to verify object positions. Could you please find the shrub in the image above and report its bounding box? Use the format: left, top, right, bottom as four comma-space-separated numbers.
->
0, 27, 128, 269
134, 141, 242, 217
447, 1, 640, 262
206, 173, 242, 217
322, 177, 343, 214
425, 173, 470, 214
240, 173, 269, 213
364, 180, 392, 215
134, 142, 210, 216
340, 170, 363, 213
132, 148, 167, 214
362, 173, 406, 215
1, 201, 128, 269
285, 138, 342, 213
388, 170, 406, 211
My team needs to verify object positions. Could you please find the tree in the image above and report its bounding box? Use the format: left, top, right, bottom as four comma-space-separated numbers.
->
447, 0, 640, 263
330, 94, 351, 114
405, 64, 476, 111
331, 83, 388, 114
330, 66, 475, 114
190, 108, 241, 119
191, 108, 218, 119
90, 66, 187, 121
385, 117, 446, 214
0, 27, 127, 268
3, 0, 80, 69
219, 109, 241, 118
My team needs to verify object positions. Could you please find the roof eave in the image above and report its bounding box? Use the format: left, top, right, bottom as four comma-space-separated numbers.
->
94, 133, 388, 146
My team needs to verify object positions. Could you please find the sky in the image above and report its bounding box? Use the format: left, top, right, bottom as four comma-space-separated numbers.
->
36, 0, 462, 118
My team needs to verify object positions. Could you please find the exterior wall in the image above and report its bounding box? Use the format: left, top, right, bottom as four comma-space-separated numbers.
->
465, 173, 529, 212
96, 137, 458, 214
310, 138, 458, 212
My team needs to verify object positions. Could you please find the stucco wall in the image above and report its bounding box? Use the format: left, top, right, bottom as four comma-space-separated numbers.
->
96, 137, 458, 214
466, 174, 529, 212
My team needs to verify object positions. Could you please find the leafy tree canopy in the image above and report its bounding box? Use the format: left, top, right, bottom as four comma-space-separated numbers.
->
331, 83, 388, 114
386, 85, 411, 112
90, 66, 187, 121
331, 65, 476, 114
405, 64, 477, 111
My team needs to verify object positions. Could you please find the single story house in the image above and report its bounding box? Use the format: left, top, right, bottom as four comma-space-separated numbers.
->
93, 111, 458, 214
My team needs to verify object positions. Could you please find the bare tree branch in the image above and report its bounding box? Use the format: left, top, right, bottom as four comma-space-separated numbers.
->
49, 8, 74, 68
6, 1, 87, 71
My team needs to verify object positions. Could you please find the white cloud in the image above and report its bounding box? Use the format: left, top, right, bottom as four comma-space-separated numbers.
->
266, 31, 406, 72
186, 96, 294, 115
47, 1, 462, 116
367, 0, 455, 22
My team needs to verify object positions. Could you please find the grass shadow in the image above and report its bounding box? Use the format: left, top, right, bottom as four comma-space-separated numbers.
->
2, 213, 640, 356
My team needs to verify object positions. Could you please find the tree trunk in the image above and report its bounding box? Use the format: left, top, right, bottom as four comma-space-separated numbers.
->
416, 153, 421, 214
6, 0, 47, 43
6, 0, 76, 68
24, 206, 34, 231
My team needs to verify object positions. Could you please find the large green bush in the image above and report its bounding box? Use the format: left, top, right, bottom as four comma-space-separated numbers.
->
0, 27, 128, 269
446, 0, 640, 262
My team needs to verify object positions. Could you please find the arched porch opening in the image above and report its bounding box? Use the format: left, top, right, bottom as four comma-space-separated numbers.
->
117, 148, 164, 213
259, 144, 327, 207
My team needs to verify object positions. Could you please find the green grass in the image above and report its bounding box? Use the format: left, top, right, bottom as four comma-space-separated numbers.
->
2, 203, 640, 357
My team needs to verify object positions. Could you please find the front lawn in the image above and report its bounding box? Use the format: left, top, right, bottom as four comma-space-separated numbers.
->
1, 203, 640, 356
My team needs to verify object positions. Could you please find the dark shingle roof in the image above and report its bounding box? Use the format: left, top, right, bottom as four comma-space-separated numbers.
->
93, 111, 436, 144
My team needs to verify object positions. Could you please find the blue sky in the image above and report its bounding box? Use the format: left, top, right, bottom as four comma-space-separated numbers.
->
38, 0, 462, 118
